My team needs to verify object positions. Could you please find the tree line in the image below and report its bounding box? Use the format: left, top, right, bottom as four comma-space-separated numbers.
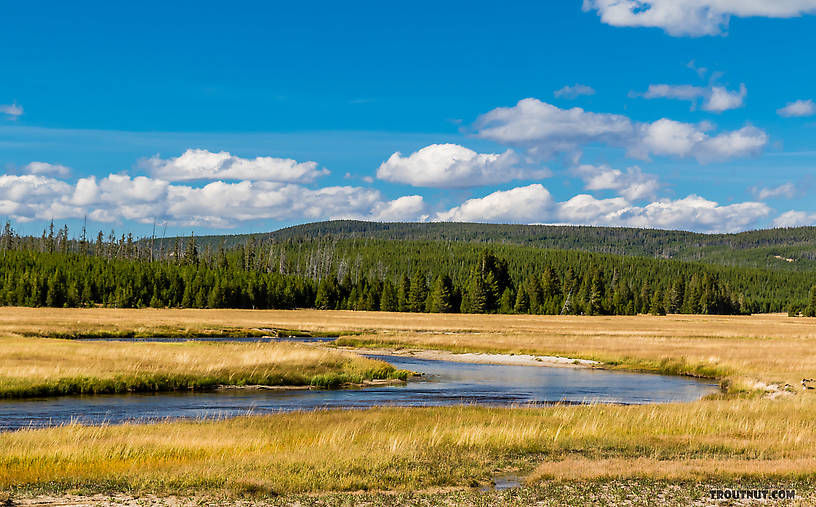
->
1, 221, 815, 316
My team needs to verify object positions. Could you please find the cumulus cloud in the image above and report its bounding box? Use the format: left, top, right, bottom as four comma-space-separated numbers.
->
572, 164, 659, 201
369, 195, 426, 221
633, 119, 767, 162
777, 99, 815, 118
0, 174, 77, 222
435, 184, 555, 223
706, 84, 747, 112
141, 149, 328, 183
752, 183, 796, 200
474, 99, 634, 158
583, 0, 816, 37
640, 83, 746, 112
376, 144, 548, 188
0, 169, 425, 227
474, 98, 767, 163
554, 84, 596, 99
24, 162, 71, 177
433, 184, 769, 232
774, 210, 816, 227
0, 103, 23, 119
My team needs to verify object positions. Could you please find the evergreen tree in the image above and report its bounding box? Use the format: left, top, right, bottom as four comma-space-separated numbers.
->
408, 271, 429, 312
499, 288, 514, 314
397, 274, 411, 312
513, 286, 530, 314
380, 281, 398, 312
805, 285, 816, 317
429, 275, 454, 313
650, 288, 666, 315
463, 270, 488, 314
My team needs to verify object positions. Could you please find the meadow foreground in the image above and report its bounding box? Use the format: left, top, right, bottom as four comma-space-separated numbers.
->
1, 308, 816, 505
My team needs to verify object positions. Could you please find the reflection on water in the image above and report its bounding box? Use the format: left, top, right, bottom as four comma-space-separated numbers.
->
0, 354, 718, 431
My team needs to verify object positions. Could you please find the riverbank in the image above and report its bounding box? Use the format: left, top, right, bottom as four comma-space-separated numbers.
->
336, 345, 600, 368
4, 307, 814, 392
0, 336, 409, 398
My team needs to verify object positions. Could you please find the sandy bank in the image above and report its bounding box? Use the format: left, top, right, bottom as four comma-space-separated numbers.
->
339, 346, 599, 368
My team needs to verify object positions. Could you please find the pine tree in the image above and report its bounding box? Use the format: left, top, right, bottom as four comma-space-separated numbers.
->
513, 286, 530, 314
499, 288, 514, 314
408, 271, 429, 312
429, 275, 453, 313
805, 285, 816, 317
464, 270, 488, 314
650, 288, 666, 315
380, 281, 398, 312
397, 274, 411, 312
587, 276, 603, 315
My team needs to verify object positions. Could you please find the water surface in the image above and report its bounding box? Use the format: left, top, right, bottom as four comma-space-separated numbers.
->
0, 353, 717, 431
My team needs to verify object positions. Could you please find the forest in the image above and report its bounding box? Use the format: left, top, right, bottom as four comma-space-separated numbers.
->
1, 220, 815, 316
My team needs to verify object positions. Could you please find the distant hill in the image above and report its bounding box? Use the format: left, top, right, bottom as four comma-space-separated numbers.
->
183, 221, 816, 272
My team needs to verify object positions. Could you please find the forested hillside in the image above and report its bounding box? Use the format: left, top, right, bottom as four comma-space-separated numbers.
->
187, 221, 816, 272
2, 221, 815, 316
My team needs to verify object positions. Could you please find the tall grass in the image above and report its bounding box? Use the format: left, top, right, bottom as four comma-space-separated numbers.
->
0, 337, 408, 398
3, 399, 816, 495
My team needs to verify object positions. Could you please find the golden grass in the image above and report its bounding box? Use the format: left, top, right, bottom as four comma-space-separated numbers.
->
530, 457, 816, 481
4, 398, 816, 495
4, 307, 816, 494
4, 307, 816, 339
0, 336, 405, 397
4, 307, 816, 388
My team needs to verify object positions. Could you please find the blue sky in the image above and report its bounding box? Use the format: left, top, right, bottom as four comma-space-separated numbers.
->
2, 0, 816, 236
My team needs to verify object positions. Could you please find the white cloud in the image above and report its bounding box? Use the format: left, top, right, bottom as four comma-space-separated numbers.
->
0, 103, 23, 119
691, 125, 768, 162
583, 0, 816, 37
774, 210, 816, 227
614, 195, 769, 232
572, 164, 659, 201
642, 84, 704, 101
705, 85, 747, 112
0, 174, 77, 222
376, 144, 547, 188
24, 162, 71, 177
638, 83, 746, 112
369, 195, 426, 221
475, 98, 768, 163
141, 148, 328, 183
434, 184, 769, 232
633, 120, 768, 162
435, 184, 555, 223
752, 183, 796, 200
554, 84, 596, 99
559, 194, 631, 224
777, 99, 815, 118
632, 120, 767, 162
474, 98, 634, 158
559, 193, 770, 232
0, 168, 426, 227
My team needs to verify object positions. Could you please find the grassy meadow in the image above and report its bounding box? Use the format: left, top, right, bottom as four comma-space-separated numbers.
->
2, 307, 816, 502
3, 400, 816, 497
0, 336, 409, 397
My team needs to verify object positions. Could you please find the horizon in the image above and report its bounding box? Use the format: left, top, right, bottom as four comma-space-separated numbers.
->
3, 2, 816, 236
4, 218, 816, 242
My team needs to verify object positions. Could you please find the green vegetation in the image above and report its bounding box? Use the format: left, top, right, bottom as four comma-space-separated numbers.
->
2, 220, 816, 315
249, 220, 816, 272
